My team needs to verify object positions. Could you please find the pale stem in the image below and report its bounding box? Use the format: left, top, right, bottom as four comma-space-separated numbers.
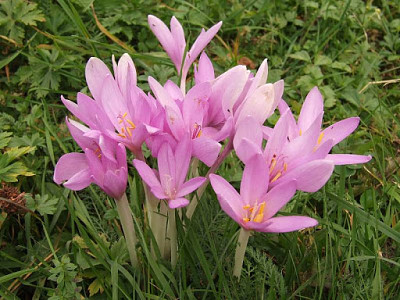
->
115, 193, 138, 267
167, 209, 178, 267
233, 228, 251, 279
180, 70, 187, 95
136, 151, 168, 258
186, 138, 233, 219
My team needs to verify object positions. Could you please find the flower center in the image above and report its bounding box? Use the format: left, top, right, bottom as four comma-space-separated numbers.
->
191, 123, 202, 139
117, 112, 136, 138
268, 154, 288, 183
242, 201, 265, 223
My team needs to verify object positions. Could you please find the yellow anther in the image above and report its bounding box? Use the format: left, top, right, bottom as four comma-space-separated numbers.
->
258, 202, 265, 214
271, 171, 282, 183
283, 163, 288, 172
126, 127, 133, 137
119, 119, 123, 124
121, 127, 125, 133
243, 205, 251, 210
269, 158, 277, 174
317, 132, 324, 145
299, 129, 302, 136
243, 218, 250, 223
122, 112, 128, 118
117, 133, 127, 138
253, 213, 264, 223
127, 119, 136, 128
197, 130, 202, 138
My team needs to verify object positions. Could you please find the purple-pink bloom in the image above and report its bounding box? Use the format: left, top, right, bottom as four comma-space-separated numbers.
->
54, 124, 128, 199
133, 139, 206, 209
209, 154, 318, 232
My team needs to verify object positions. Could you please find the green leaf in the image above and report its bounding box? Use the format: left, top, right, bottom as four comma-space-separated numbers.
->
0, 132, 12, 149
314, 54, 332, 66
289, 50, 311, 62
88, 278, 104, 297
26, 194, 59, 216
331, 61, 352, 72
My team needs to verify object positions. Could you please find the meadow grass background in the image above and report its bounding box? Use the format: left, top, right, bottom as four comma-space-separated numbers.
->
0, 0, 399, 299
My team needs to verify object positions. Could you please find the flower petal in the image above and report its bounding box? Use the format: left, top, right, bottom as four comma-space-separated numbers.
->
263, 180, 296, 220
176, 177, 206, 197
322, 117, 360, 146
298, 87, 324, 133
133, 159, 165, 198
209, 174, 242, 224
240, 154, 269, 205
169, 197, 189, 209
326, 154, 372, 165
192, 136, 221, 167
252, 216, 318, 233
116, 53, 137, 99
174, 138, 192, 187
274, 159, 334, 192
85, 57, 112, 101
158, 143, 176, 194
195, 52, 215, 84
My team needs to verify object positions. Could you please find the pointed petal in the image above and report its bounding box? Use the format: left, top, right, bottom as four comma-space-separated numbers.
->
264, 110, 290, 162
322, 117, 360, 146
158, 143, 176, 194
164, 80, 184, 101
168, 197, 189, 209
221, 67, 249, 118
195, 52, 215, 84
148, 15, 179, 70
277, 99, 298, 141
235, 138, 263, 164
327, 154, 372, 165
263, 180, 296, 220
275, 160, 334, 192
298, 87, 324, 132
209, 174, 242, 224
54, 153, 89, 185
182, 21, 222, 78
234, 116, 263, 163
252, 216, 318, 233
236, 83, 278, 125
148, 76, 177, 108
246, 59, 268, 97
176, 177, 206, 197
103, 168, 127, 199
192, 136, 221, 167
85, 57, 112, 101
174, 138, 192, 187
133, 159, 166, 199
240, 154, 269, 205
116, 53, 137, 99
170, 16, 186, 71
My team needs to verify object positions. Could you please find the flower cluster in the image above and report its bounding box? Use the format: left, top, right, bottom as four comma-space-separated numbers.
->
53, 15, 371, 271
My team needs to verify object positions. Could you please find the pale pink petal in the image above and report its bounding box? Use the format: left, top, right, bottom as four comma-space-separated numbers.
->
165, 105, 185, 140
252, 216, 318, 233
192, 136, 221, 167
264, 110, 290, 163
262, 126, 273, 140
148, 76, 177, 108
158, 143, 176, 194
54, 153, 89, 185
194, 52, 215, 84
209, 174, 242, 224
174, 138, 192, 187
103, 168, 127, 199
277, 99, 298, 141
182, 21, 222, 78
240, 154, 269, 205
273, 80, 284, 105
246, 59, 268, 97
176, 177, 206, 197
116, 53, 137, 99
168, 197, 189, 209
235, 138, 263, 164
85, 57, 112, 101
327, 154, 372, 165
170, 16, 186, 72
283, 113, 323, 164
164, 80, 184, 102
182, 81, 211, 127
236, 83, 277, 125
322, 117, 360, 146
298, 87, 324, 133
275, 159, 334, 192
234, 116, 263, 163
148, 15, 179, 70
100, 75, 128, 129
262, 181, 296, 220
66, 118, 92, 150
132, 159, 164, 197
63, 169, 92, 191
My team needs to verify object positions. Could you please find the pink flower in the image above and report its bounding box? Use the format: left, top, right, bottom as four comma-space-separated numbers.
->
148, 15, 222, 82
133, 139, 206, 209
54, 123, 128, 199
209, 154, 318, 232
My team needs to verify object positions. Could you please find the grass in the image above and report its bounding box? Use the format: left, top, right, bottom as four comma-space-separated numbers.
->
0, 0, 399, 299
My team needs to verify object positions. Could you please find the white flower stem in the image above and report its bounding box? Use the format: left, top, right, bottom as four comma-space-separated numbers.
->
233, 228, 250, 279
167, 210, 177, 267
115, 193, 138, 267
